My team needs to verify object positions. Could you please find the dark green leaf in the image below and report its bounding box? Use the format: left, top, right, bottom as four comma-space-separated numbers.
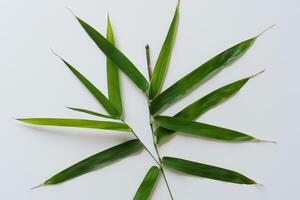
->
42, 140, 143, 185
154, 72, 262, 143
17, 118, 131, 132
163, 157, 256, 185
75, 15, 149, 92
150, 36, 258, 115
133, 166, 160, 200
106, 16, 123, 115
53, 54, 121, 118
149, 3, 179, 99
67, 107, 119, 119
154, 116, 257, 141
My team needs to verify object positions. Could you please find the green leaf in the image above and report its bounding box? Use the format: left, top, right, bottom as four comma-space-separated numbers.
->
149, 3, 179, 99
74, 15, 149, 92
53, 53, 121, 118
42, 140, 143, 185
106, 16, 123, 115
154, 116, 257, 141
162, 157, 256, 185
133, 166, 160, 200
149, 36, 258, 115
154, 72, 262, 144
67, 107, 119, 119
17, 118, 131, 132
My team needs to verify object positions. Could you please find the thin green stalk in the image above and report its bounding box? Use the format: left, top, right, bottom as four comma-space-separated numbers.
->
120, 119, 160, 166
146, 44, 175, 200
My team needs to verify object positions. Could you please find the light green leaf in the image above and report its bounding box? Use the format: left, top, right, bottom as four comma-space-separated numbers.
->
163, 157, 256, 185
74, 15, 149, 92
53, 54, 121, 118
154, 71, 263, 143
149, 3, 179, 99
154, 116, 257, 141
41, 140, 143, 185
106, 16, 123, 115
67, 107, 119, 119
150, 36, 258, 115
17, 118, 131, 132
133, 166, 160, 200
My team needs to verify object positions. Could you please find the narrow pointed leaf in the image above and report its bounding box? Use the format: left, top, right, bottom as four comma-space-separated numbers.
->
163, 157, 256, 184
155, 75, 255, 143
149, 4, 179, 99
150, 36, 258, 115
67, 107, 119, 119
154, 116, 257, 141
133, 166, 160, 200
42, 140, 143, 185
106, 16, 123, 115
75, 16, 149, 92
57, 56, 121, 118
17, 118, 131, 132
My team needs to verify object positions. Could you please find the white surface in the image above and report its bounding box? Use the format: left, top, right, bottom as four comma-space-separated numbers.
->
0, 0, 298, 199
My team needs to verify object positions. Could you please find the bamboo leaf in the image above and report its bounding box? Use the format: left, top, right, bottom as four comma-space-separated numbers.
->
74, 15, 149, 92
149, 3, 179, 99
106, 16, 123, 115
133, 166, 160, 200
162, 157, 256, 185
150, 36, 259, 115
17, 118, 131, 132
52, 53, 121, 118
154, 116, 257, 141
67, 107, 119, 119
155, 71, 263, 143
41, 140, 143, 185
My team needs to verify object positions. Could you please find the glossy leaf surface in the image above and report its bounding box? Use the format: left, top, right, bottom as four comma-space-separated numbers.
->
17, 118, 131, 132
155, 76, 253, 143
163, 157, 256, 184
149, 4, 179, 99
150, 37, 257, 115
75, 16, 149, 92
106, 16, 123, 115
43, 140, 143, 185
154, 116, 257, 141
133, 166, 160, 200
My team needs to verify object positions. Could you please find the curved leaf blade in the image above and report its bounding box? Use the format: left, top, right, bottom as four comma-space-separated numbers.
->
150, 36, 258, 115
106, 16, 123, 115
155, 73, 259, 144
17, 118, 131, 132
133, 166, 160, 200
75, 16, 149, 92
43, 140, 143, 185
54, 55, 121, 118
67, 107, 119, 119
162, 157, 256, 185
154, 116, 257, 141
149, 3, 179, 99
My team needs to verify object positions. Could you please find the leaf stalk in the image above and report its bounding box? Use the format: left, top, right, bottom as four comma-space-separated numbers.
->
146, 45, 175, 200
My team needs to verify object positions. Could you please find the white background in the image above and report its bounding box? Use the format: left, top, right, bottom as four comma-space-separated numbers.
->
0, 0, 298, 199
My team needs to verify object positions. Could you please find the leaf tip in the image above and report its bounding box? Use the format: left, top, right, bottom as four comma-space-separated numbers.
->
50, 48, 62, 60
65, 7, 76, 18
255, 182, 265, 187
30, 183, 45, 190
249, 69, 265, 79
256, 24, 276, 38
256, 139, 277, 144
16, 118, 25, 122
107, 12, 111, 23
